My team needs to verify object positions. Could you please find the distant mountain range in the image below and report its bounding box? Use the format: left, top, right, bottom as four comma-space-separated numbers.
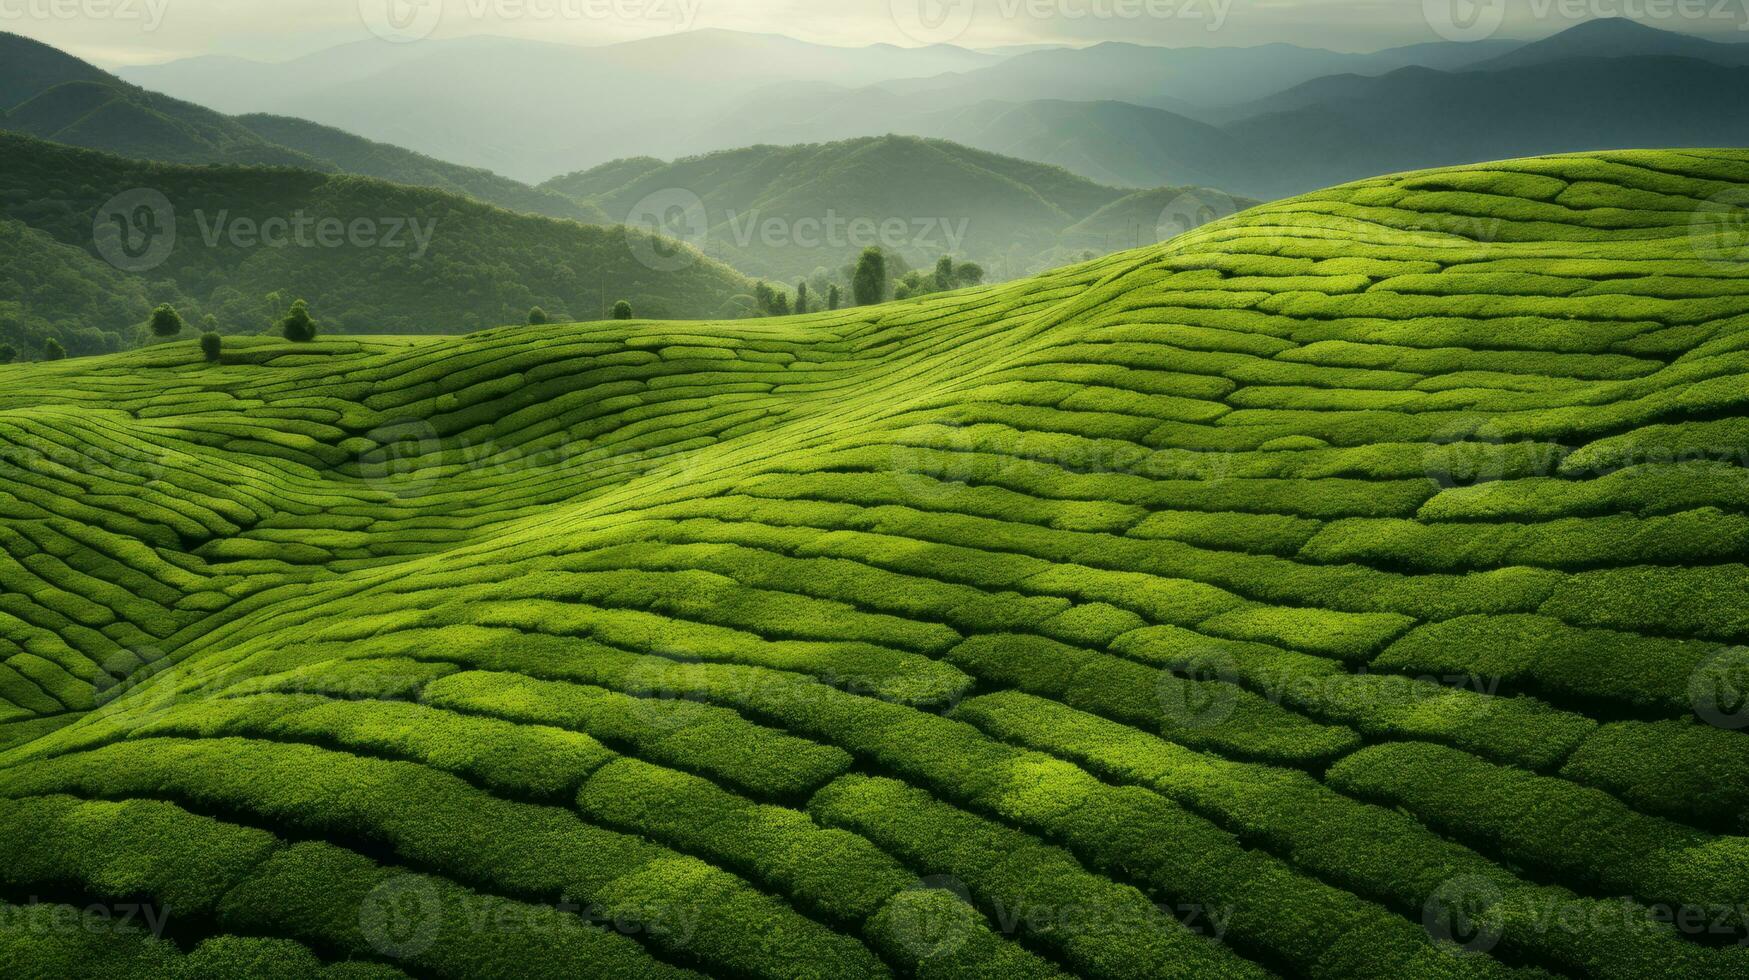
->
543, 136, 1255, 284
107, 19, 1749, 200
866, 34, 1524, 110
118, 31, 1010, 184
1216, 53, 1749, 197
727, 19, 1749, 198
0, 32, 593, 221
1471, 14, 1749, 69
111, 26, 1531, 182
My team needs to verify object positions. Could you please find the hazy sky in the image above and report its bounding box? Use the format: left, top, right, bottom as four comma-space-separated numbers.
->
7, 0, 1749, 66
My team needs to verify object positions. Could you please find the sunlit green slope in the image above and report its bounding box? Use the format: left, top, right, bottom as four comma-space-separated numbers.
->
4, 149, 1749, 979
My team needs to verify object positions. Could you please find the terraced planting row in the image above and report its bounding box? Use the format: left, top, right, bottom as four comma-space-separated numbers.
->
4, 149, 1749, 977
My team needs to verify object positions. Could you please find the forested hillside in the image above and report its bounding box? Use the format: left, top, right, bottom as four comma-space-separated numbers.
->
546, 135, 1254, 284
0, 133, 755, 354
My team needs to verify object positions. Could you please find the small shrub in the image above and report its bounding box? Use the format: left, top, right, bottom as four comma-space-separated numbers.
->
149, 303, 184, 338
612, 300, 633, 320
279, 299, 318, 342
200, 332, 222, 362
528, 306, 549, 325
41, 338, 66, 361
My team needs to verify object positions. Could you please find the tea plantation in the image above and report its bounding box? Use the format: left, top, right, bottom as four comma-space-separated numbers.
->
4, 149, 1749, 978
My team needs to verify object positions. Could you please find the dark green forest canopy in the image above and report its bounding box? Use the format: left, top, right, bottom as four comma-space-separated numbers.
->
0, 132, 754, 351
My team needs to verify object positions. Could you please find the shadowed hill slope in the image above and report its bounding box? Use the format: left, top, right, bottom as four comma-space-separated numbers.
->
4, 150, 1749, 977
0, 132, 757, 349
234, 114, 604, 223
544, 135, 1255, 283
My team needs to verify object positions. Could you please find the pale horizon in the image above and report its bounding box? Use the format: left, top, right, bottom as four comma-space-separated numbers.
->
7, 0, 1749, 69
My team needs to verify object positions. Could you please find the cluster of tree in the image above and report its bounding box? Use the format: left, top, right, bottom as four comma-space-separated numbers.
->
527, 301, 632, 325
16, 297, 322, 365
895, 256, 985, 300
148, 298, 317, 345
726, 248, 981, 320
147, 303, 228, 361
0, 338, 70, 362
846, 248, 984, 306
752, 282, 792, 317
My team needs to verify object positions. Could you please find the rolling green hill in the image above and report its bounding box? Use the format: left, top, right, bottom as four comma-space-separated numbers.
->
543, 135, 1255, 284
5, 149, 1749, 978
0, 132, 755, 351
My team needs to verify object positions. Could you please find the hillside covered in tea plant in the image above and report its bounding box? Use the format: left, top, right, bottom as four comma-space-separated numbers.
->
3, 149, 1749, 979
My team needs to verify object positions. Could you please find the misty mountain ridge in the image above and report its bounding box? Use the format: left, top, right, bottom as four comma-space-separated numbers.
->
0, 32, 595, 221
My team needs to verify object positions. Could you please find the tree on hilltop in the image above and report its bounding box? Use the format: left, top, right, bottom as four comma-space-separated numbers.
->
853, 247, 886, 306
150, 303, 185, 338
613, 300, 633, 320
280, 299, 318, 342
528, 306, 549, 325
